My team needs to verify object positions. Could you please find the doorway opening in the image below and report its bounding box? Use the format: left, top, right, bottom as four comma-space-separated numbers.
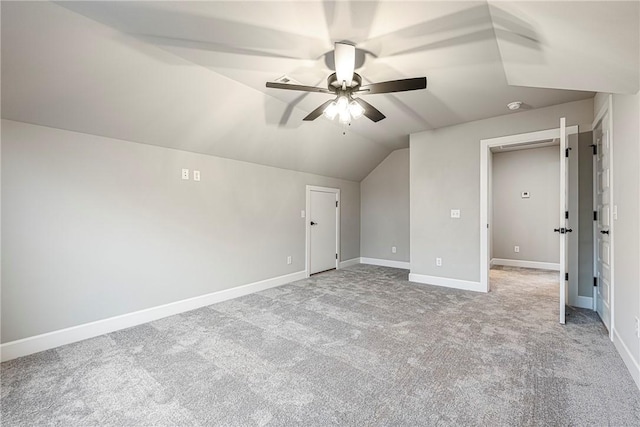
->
305, 185, 340, 277
480, 121, 580, 324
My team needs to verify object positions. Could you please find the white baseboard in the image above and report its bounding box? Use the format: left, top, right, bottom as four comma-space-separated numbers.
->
491, 258, 560, 271
0, 270, 306, 362
339, 258, 360, 269
360, 257, 410, 269
409, 273, 485, 293
612, 328, 640, 390
572, 296, 594, 310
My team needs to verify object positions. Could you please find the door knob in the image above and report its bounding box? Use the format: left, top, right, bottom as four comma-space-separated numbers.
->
566, 228, 573, 233
554, 228, 561, 233
310, 221, 317, 226
600, 230, 609, 235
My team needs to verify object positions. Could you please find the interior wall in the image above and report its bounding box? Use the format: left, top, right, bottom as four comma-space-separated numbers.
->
360, 149, 409, 263
1, 120, 361, 343
610, 91, 640, 375
410, 98, 594, 283
492, 145, 560, 264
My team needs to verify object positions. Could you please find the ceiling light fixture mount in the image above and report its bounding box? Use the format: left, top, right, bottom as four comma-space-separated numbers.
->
507, 101, 523, 111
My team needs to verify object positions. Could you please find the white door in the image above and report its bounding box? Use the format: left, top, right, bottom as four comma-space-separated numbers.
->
594, 119, 612, 331
309, 189, 338, 275
558, 118, 569, 324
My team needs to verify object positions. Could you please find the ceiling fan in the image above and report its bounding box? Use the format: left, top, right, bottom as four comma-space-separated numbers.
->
266, 42, 427, 124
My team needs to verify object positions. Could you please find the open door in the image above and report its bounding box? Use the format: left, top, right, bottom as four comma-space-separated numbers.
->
558, 117, 569, 324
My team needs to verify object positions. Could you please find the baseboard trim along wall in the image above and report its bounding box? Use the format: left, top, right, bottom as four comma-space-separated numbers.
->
339, 258, 361, 269
408, 273, 485, 293
573, 296, 594, 310
360, 257, 410, 269
491, 258, 560, 271
0, 270, 306, 362
613, 328, 640, 390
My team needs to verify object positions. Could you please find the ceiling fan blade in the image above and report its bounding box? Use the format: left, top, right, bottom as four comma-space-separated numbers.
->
353, 98, 386, 122
266, 82, 332, 94
359, 77, 427, 94
303, 99, 335, 121
334, 42, 355, 86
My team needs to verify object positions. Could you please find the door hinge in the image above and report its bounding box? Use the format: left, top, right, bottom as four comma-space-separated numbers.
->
593, 211, 598, 221
336, 253, 338, 260
594, 277, 598, 287
565, 272, 569, 281
336, 201, 339, 208
565, 211, 569, 219
591, 144, 597, 155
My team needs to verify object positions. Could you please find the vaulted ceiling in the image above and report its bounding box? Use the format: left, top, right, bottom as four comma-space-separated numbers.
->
2, 1, 638, 181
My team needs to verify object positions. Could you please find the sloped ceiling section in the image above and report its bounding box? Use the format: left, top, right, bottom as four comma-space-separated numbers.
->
1, 1, 389, 182
2, 1, 621, 180
489, 1, 640, 94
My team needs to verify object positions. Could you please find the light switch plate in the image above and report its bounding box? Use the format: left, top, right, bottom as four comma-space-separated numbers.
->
301, 210, 306, 218
193, 170, 201, 181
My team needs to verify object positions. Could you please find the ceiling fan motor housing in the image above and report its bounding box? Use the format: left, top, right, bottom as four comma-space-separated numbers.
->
328, 72, 362, 94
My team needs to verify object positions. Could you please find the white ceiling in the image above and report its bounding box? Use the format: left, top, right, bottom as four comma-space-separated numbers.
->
2, 1, 638, 181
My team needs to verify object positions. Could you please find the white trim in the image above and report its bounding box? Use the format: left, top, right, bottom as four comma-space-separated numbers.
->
491, 258, 560, 271
305, 185, 340, 277
612, 328, 640, 390
408, 273, 484, 293
480, 125, 579, 294
339, 258, 360, 269
607, 94, 615, 339
574, 296, 594, 310
592, 95, 615, 337
360, 257, 410, 269
0, 270, 306, 362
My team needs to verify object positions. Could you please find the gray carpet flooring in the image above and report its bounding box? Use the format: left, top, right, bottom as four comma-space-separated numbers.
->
2, 265, 639, 426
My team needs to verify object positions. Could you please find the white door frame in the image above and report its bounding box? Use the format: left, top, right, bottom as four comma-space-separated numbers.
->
305, 185, 340, 277
480, 125, 579, 293
592, 95, 615, 338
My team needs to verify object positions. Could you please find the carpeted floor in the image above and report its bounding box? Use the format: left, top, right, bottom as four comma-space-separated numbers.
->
2, 265, 639, 426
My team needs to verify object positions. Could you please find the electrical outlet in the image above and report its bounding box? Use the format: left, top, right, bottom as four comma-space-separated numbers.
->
392, 246, 397, 254
181, 169, 189, 180
514, 246, 520, 253
193, 170, 201, 181
450, 209, 461, 218
436, 257, 442, 267
287, 256, 292, 265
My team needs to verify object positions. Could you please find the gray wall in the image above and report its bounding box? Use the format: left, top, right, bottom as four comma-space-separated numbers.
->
410, 98, 594, 282
492, 145, 560, 263
360, 149, 410, 262
1, 119, 360, 343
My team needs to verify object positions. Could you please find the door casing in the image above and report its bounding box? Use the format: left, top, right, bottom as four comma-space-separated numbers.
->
480, 124, 579, 297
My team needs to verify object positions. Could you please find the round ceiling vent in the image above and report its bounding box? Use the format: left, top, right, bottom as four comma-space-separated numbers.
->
507, 101, 523, 111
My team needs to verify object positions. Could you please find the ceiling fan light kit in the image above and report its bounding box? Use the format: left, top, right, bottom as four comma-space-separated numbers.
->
266, 42, 427, 130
